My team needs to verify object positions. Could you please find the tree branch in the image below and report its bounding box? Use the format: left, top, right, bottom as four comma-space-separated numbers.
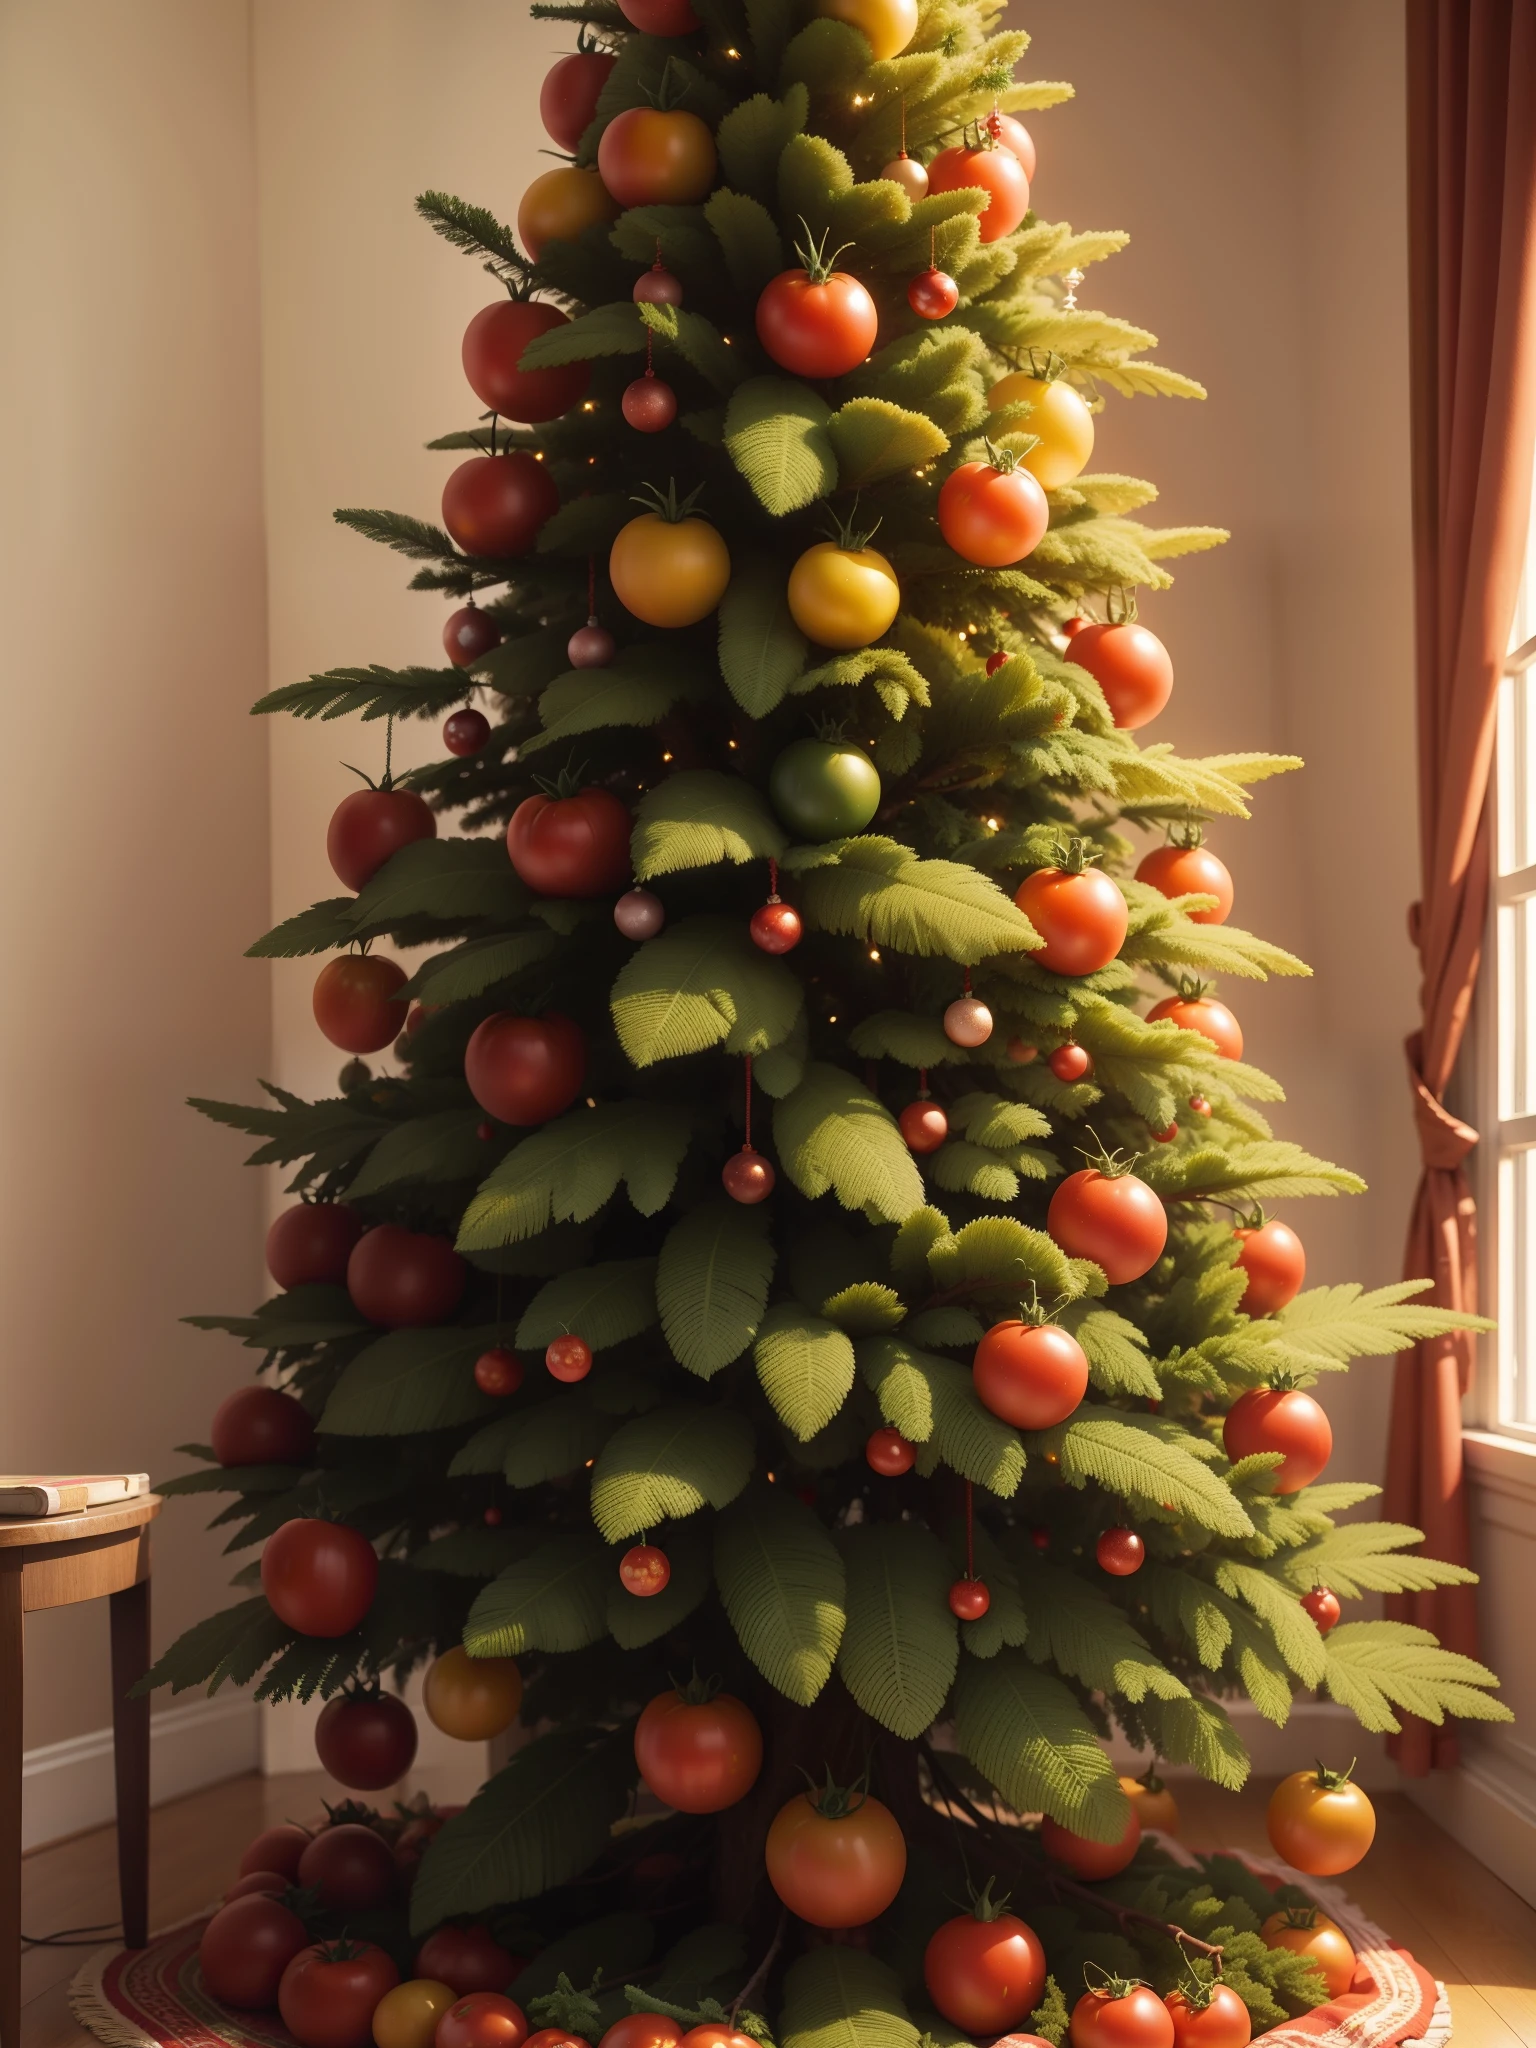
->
729, 1906, 788, 2022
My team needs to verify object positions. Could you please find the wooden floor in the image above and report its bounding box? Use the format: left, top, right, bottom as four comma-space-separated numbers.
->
15, 1771, 1536, 2048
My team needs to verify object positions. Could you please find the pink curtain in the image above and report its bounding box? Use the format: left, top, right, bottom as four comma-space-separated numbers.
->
1384, 0, 1536, 1774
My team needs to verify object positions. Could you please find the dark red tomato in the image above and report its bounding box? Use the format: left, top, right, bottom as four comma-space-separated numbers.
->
540, 48, 616, 149
938, 460, 1048, 566
1068, 621, 1174, 730
462, 302, 589, 424
440, 1994, 531, 2048
261, 1519, 379, 1637
312, 954, 409, 1054
1014, 865, 1127, 974
923, 1906, 1047, 2034
445, 605, 503, 668
441, 453, 559, 558
415, 1926, 523, 1997
972, 1320, 1089, 1429
1070, 1983, 1174, 2048
756, 268, 878, 379
224, 1869, 290, 1902
1042, 1808, 1141, 1881
267, 1201, 362, 1290
1233, 1219, 1306, 1315
393, 1805, 462, 1879
464, 1013, 587, 1127
315, 1691, 419, 1791
327, 786, 436, 892
295, 1822, 397, 1911
617, 0, 699, 31
1164, 1987, 1251, 2048
1134, 843, 1234, 925
1047, 1169, 1167, 1284
925, 140, 1030, 242
198, 1894, 310, 2008
634, 1689, 764, 1813
347, 1224, 467, 1327
279, 1942, 400, 2048
1146, 993, 1243, 1061
1222, 1388, 1332, 1493
598, 107, 717, 207
240, 1822, 311, 1880
211, 1385, 315, 1468
506, 787, 632, 896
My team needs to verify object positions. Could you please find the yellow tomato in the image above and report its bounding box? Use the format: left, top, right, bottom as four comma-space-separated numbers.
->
422, 1644, 523, 1741
1118, 1772, 1180, 1836
1260, 1911, 1356, 1997
787, 541, 900, 649
814, 0, 918, 60
1266, 1766, 1376, 1875
611, 512, 731, 627
372, 1981, 457, 2048
516, 166, 618, 261
987, 372, 1096, 489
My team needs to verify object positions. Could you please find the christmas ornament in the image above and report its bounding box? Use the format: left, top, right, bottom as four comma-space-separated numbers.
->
619, 1543, 672, 1596
516, 165, 618, 263
614, 886, 666, 938
986, 649, 1011, 674
943, 973, 993, 1046
443, 604, 502, 667
939, 447, 1049, 565
756, 225, 879, 378
443, 707, 491, 756
327, 785, 435, 892
568, 617, 616, 666
923, 1892, 1046, 2034
865, 1426, 916, 1475
476, 1118, 496, 1141
348, 1225, 467, 1327
908, 258, 958, 320
1014, 841, 1128, 974
314, 1689, 418, 1791
987, 359, 1094, 488
765, 1785, 907, 1926
972, 1319, 1088, 1429
441, 451, 559, 558
506, 784, 631, 895
338, 1057, 371, 1089
622, 368, 678, 432
1030, 1526, 1050, 1551
882, 152, 929, 199
927, 132, 1029, 242
769, 734, 881, 838
540, 40, 617, 150
722, 1148, 775, 1203
1048, 1157, 1167, 1282
1233, 1215, 1306, 1314
465, 1012, 586, 1125
267, 1201, 361, 1288
1147, 987, 1243, 1059
211, 1386, 315, 1468
599, 106, 717, 207
313, 954, 408, 1054
1135, 831, 1234, 925
947, 1577, 990, 1620
1043, 1808, 1141, 1879
750, 862, 803, 952
1069, 608, 1174, 729
814, 0, 917, 59
1096, 1527, 1146, 1576
483, 1505, 503, 1526
462, 300, 589, 422
1047, 1041, 1092, 1081
473, 1347, 523, 1396
1188, 1092, 1212, 1117
899, 1091, 947, 1153
1145, 1124, 1175, 1148
546, 1333, 593, 1382
1222, 1386, 1332, 1492
634, 1686, 764, 1811
787, 513, 900, 648
633, 250, 684, 305
610, 482, 730, 628
1265, 1764, 1375, 1875
423, 1644, 522, 1740
987, 109, 1036, 179
262, 1518, 379, 1636
1301, 1585, 1341, 1635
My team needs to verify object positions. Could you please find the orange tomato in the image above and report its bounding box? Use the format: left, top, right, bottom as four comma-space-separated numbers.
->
516, 167, 618, 261
813, 0, 918, 60
1134, 843, 1234, 925
1119, 1773, 1179, 1836
764, 1789, 906, 1927
598, 108, 717, 208
1260, 1910, 1356, 1996
1266, 1767, 1376, 1875
610, 511, 730, 626
422, 1646, 522, 1741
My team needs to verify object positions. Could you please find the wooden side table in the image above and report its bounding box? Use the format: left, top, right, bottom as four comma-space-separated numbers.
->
0, 1495, 161, 2048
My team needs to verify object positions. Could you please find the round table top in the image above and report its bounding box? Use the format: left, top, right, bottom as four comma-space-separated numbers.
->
0, 1492, 162, 1549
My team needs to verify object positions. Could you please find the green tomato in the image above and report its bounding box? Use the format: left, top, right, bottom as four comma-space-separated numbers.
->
769, 739, 882, 841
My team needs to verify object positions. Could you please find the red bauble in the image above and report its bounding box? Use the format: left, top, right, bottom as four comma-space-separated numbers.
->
971, 1320, 1089, 1430
540, 47, 617, 151
441, 453, 559, 558
547, 1333, 594, 1382
908, 267, 959, 319
618, 0, 699, 31
462, 300, 589, 423
750, 898, 802, 953
346, 1224, 467, 1327
722, 1148, 775, 1203
312, 955, 408, 1054
314, 1691, 419, 1791
866, 1426, 916, 1476
506, 786, 632, 896
211, 1385, 315, 1468
1301, 1585, 1342, 1635
568, 619, 616, 668
614, 887, 666, 939
327, 787, 435, 892
1048, 1167, 1167, 1284
986, 650, 1011, 674
294, 1823, 397, 1911
1096, 1527, 1146, 1576
1152, 1122, 1178, 1143
1222, 1387, 1332, 1493
1189, 1093, 1212, 1117
947, 1577, 990, 1620
267, 1202, 362, 1289
464, 1012, 587, 1126
1068, 620, 1174, 730
444, 606, 503, 668
1233, 1219, 1306, 1315
474, 1347, 523, 1396
198, 1895, 311, 2009
622, 373, 678, 432
634, 262, 685, 307
262, 1519, 379, 1637
444, 708, 491, 756
899, 1100, 948, 1153
943, 995, 993, 1046
619, 1543, 671, 1596
1048, 1042, 1093, 1082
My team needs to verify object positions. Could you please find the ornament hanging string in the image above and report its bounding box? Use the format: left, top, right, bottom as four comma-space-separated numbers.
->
744, 1053, 754, 1150
587, 554, 596, 617
767, 856, 779, 900
964, 1478, 975, 1580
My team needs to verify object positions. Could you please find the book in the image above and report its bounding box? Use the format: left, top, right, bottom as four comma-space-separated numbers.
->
0, 1473, 150, 1518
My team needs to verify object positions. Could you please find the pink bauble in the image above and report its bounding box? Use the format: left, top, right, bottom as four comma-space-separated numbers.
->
722, 1149, 775, 1203
443, 606, 502, 667
614, 887, 665, 939
899, 1101, 948, 1154
633, 264, 684, 307
621, 375, 678, 432
943, 996, 993, 1047
568, 620, 615, 668
881, 154, 930, 200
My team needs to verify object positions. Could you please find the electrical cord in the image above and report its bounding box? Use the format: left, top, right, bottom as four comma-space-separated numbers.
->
21, 1920, 121, 1948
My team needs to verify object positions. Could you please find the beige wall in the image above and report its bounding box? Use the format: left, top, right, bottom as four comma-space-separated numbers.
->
0, 0, 271, 1751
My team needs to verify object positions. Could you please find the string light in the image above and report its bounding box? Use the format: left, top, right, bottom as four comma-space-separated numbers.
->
662, 750, 674, 762
868, 948, 881, 961
724, 44, 741, 56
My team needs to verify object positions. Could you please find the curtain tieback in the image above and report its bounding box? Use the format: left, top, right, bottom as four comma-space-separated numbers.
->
1405, 1033, 1479, 1171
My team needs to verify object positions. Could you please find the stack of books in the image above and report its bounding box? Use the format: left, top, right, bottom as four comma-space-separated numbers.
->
0, 1473, 151, 1518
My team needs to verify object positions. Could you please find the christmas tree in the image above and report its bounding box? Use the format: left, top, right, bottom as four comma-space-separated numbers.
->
154, 0, 1511, 2037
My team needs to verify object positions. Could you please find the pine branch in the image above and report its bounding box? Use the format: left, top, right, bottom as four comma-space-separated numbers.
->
415, 190, 532, 286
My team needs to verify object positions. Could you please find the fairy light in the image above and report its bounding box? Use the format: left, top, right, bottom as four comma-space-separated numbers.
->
868, 948, 881, 961
662, 750, 674, 762
585, 1096, 597, 1107
852, 93, 869, 106
582, 400, 596, 412
728, 737, 738, 748
985, 815, 1001, 830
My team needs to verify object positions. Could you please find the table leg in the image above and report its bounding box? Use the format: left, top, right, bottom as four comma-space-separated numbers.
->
109, 1575, 150, 1948
1, 1568, 23, 2048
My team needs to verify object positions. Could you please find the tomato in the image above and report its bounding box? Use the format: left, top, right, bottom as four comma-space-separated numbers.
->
948, 1576, 990, 1619
547, 1333, 593, 1381
474, 1348, 523, 1397
1233, 1220, 1306, 1315
1260, 1910, 1356, 1995
1014, 863, 1127, 974
599, 108, 716, 208
423, 1646, 523, 1741
1146, 993, 1243, 1061
1266, 1765, 1376, 1875
1041, 1805, 1140, 1879
1119, 1773, 1179, 1835
524, 2033, 590, 2048
506, 786, 631, 896
769, 738, 881, 840
1163, 1986, 1251, 2048
462, 302, 588, 424
678, 2027, 755, 2048
224, 1869, 290, 1902
987, 112, 1036, 179
813, 0, 917, 58
267, 1201, 363, 1289
610, 509, 730, 627
297, 1822, 397, 1911
516, 167, 618, 261
199, 1894, 311, 2007
442, 453, 559, 558
618, 0, 699, 32
415, 1928, 522, 1998
313, 954, 408, 1054
464, 1013, 587, 1127
540, 48, 616, 151
375, 1982, 459, 2048
1070, 1983, 1173, 2048
328, 786, 435, 892
1223, 1387, 1332, 1492
240, 1822, 311, 1880
316, 1690, 418, 1791
972, 1321, 1088, 1429
765, 1788, 907, 1927
262, 1520, 378, 1638
1302, 1586, 1342, 1635
866, 1427, 916, 1475
212, 1386, 315, 1468
279, 1942, 401, 2048
923, 1905, 1047, 2033
439, 1995, 531, 2048
987, 372, 1094, 488
634, 1688, 763, 1812
1047, 1168, 1167, 1284
756, 263, 878, 379
347, 1225, 467, 1327
938, 458, 1048, 565
1068, 621, 1174, 729
787, 541, 899, 649
926, 141, 1030, 242
1134, 842, 1234, 925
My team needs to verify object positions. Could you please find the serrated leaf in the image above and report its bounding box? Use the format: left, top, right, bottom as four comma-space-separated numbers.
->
1140, 1695, 1251, 1791
457, 1103, 691, 1247
714, 1484, 846, 1703
858, 1337, 1025, 1496
1062, 1306, 1162, 1400
515, 1259, 659, 1352
953, 1650, 1130, 1838
795, 836, 1039, 963
524, 662, 703, 753
780, 1945, 918, 2048
838, 1521, 957, 1737
349, 836, 523, 932
723, 377, 837, 515
343, 1110, 488, 1198
247, 899, 359, 959
518, 301, 647, 367
631, 769, 787, 878
715, 85, 809, 203
657, 1199, 777, 1378
406, 931, 558, 1003
1045, 1409, 1254, 1537
320, 1328, 495, 1436
848, 1012, 968, 1068
826, 398, 949, 487
774, 1062, 924, 1223
1018, 1556, 1189, 1702
820, 1281, 906, 1333
718, 559, 810, 716
589, 1404, 755, 1541
1320, 1620, 1512, 1732
1277, 1520, 1478, 1599
611, 916, 804, 1067
705, 188, 785, 294
754, 1304, 856, 1440
1211, 1560, 1327, 1685
463, 1534, 611, 1656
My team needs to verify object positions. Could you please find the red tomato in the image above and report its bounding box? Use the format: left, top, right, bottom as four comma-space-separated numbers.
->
756, 267, 878, 379
267, 1201, 363, 1289
262, 1520, 378, 1637
441, 453, 559, 558
347, 1225, 467, 1327
678, 2029, 755, 2048
1042, 1807, 1142, 1880
464, 1013, 587, 1127
634, 1689, 763, 1813
1014, 865, 1127, 974
524, 2032, 592, 2048
923, 1907, 1047, 2033
240, 1822, 311, 1880
598, 2006, 684, 2048
926, 140, 1030, 241
415, 1927, 523, 1998
539, 48, 616, 151
506, 787, 632, 896
438, 1994, 530, 2048
1070, 1984, 1174, 2048
1068, 621, 1174, 729
1222, 1388, 1332, 1492
296, 1822, 397, 1911
987, 112, 1036, 179
327, 787, 435, 893
224, 1869, 290, 1902
1265, 1766, 1375, 1875
938, 459, 1048, 566
972, 1321, 1088, 1429
279, 1942, 401, 2048
313, 955, 408, 1054
619, 1543, 672, 1596
199, 1894, 310, 2007
314, 1691, 418, 1791
765, 1789, 907, 1927
1233, 1220, 1306, 1314
1301, 1586, 1342, 1635
1146, 993, 1243, 1061
598, 108, 717, 207
617, 0, 699, 30
1047, 1168, 1167, 1284
211, 1386, 315, 1468
1134, 843, 1234, 925
1164, 1986, 1251, 2048
462, 302, 589, 424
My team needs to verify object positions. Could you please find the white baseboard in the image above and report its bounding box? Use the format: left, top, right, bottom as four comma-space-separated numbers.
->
1111, 1701, 1395, 1788
22, 1694, 260, 1853
1401, 1730, 1536, 1908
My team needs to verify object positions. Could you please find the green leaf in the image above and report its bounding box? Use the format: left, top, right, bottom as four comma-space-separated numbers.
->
515, 1259, 659, 1352
1140, 1695, 1251, 1791
636, 301, 743, 394
457, 1103, 691, 1247
774, 1063, 924, 1223
715, 85, 809, 203
513, 1914, 657, 2006
1064, 1307, 1162, 1400
610, 916, 804, 1067
1211, 1560, 1327, 1685
406, 931, 559, 1004
344, 1110, 489, 1198
1046, 1409, 1254, 1538
795, 837, 1039, 964
631, 769, 787, 879
350, 836, 524, 932
714, 1484, 846, 1704
717, 559, 810, 716
247, 899, 358, 959
705, 188, 785, 294
780, 1949, 918, 2048
820, 1282, 905, 1334
524, 661, 703, 754
848, 1012, 967, 1069
826, 399, 949, 487
953, 1650, 1131, 1838
754, 1305, 856, 1441
607, 1523, 712, 1648
1277, 1520, 1478, 1598
858, 1337, 1026, 1497
254, 664, 469, 724
657, 1199, 777, 1378
1320, 1620, 1513, 1732
502, 1399, 616, 1488
723, 377, 837, 516
463, 1533, 612, 1656
517, 301, 647, 367
1141, 1139, 1365, 1206
320, 1328, 495, 1436
1017, 1556, 1188, 1702
837, 1522, 957, 1737
589, 1404, 755, 1541
1258, 1281, 1491, 1376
